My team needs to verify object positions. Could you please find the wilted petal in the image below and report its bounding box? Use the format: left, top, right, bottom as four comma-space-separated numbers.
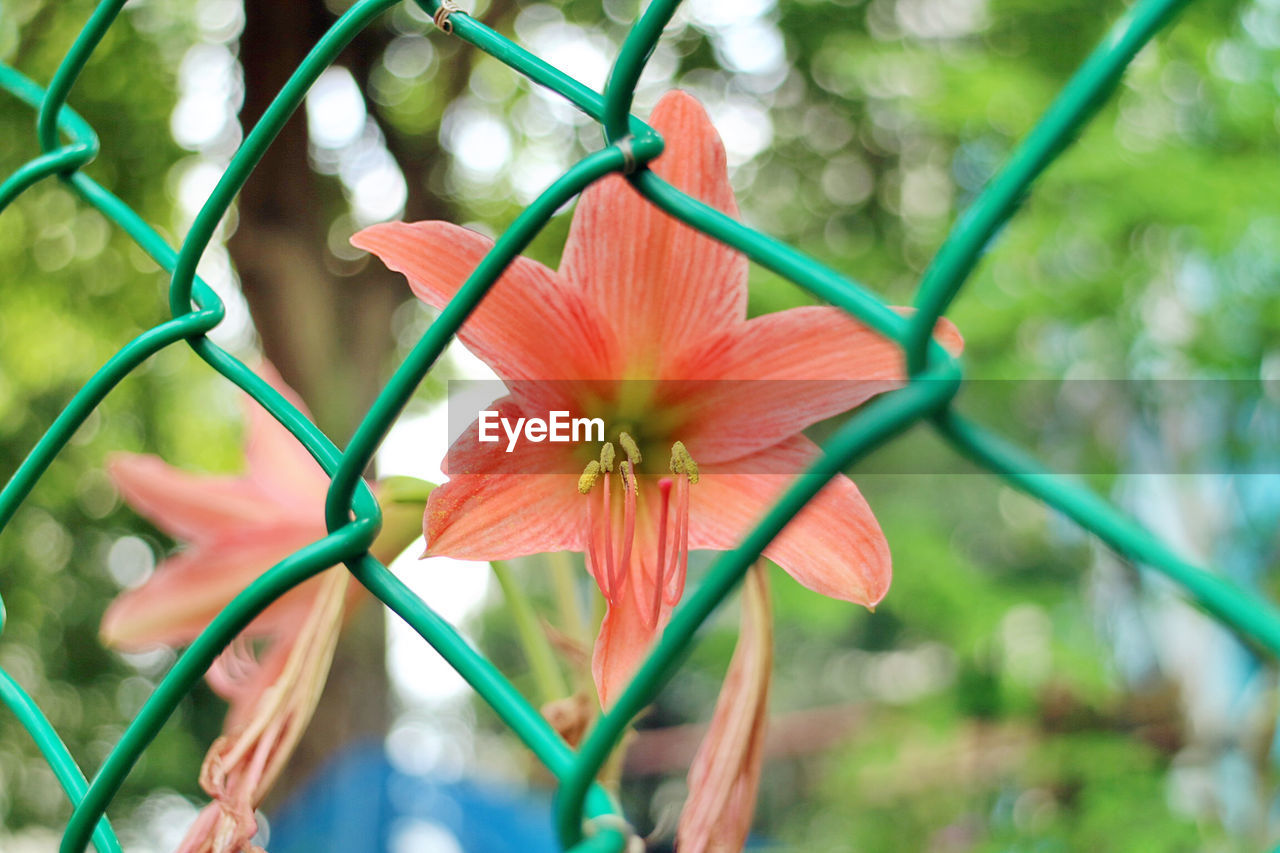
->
205, 599, 309, 732
560, 90, 747, 374
689, 436, 890, 607
678, 562, 772, 853
672, 306, 962, 463
541, 691, 594, 748
176, 570, 348, 853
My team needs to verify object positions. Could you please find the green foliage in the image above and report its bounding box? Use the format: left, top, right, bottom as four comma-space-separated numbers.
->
0, 0, 239, 832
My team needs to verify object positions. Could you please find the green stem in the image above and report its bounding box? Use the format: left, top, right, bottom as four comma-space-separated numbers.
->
492, 560, 569, 705
549, 550, 588, 647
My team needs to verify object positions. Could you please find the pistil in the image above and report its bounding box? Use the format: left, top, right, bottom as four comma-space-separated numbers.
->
599, 443, 615, 600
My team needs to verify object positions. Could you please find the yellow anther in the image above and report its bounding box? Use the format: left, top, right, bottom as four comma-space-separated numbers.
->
619, 460, 639, 494
618, 432, 642, 465
599, 442, 616, 473
578, 460, 601, 494
670, 441, 700, 484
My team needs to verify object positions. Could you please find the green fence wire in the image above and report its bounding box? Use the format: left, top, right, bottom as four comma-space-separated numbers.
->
1, 0, 1277, 850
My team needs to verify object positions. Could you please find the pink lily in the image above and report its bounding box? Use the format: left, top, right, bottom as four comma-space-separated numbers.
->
101, 371, 334, 673
100, 368, 415, 853
354, 90, 961, 709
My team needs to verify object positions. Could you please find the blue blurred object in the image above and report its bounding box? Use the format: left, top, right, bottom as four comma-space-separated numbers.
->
266, 741, 560, 853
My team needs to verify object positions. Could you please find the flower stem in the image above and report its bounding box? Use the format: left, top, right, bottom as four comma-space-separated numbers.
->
548, 550, 588, 646
600, 729, 633, 794
491, 560, 568, 705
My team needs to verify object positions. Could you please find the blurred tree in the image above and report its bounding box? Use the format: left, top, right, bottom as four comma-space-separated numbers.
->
225, 0, 516, 791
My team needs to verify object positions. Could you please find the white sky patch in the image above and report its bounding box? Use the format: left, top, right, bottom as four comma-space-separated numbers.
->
713, 20, 786, 76
306, 66, 367, 150
687, 0, 786, 82
896, 0, 989, 39
303, 66, 407, 225
168, 158, 254, 347
534, 24, 613, 92
349, 148, 408, 226
171, 42, 238, 151
385, 545, 493, 706
383, 34, 436, 80
688, 0, 774, 29
710, 99, 774, 166
379, 406, 450, 485
378, 339, 500, 707
196, 245, 255, 349
195, 0, 243, 43
512, 145, 572, 204
443, 102, 513, 181
173, 158, 224, 219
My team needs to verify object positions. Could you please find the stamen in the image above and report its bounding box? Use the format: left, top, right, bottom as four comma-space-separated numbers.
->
663, 442, 697, 606
619, 456, 639, 495
580, 445, 619, 602
584, 481, 606, 593
618, 431, 642, 465
601, 464, 615, 601
578, 460, 601, 494
667, 473, 690, 605
614, 461, 637, 601
581, 440, 697, 617
650, 477, 674, 627
671, 441, 699, 484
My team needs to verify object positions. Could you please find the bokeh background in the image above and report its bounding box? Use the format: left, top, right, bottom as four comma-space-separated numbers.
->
3, 0, 1280, 850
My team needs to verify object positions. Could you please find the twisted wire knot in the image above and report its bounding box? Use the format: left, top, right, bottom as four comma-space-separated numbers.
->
433, 0, 460, 34
583, 814, 645, 853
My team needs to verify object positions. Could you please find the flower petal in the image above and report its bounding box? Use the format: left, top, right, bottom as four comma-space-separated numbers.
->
672, 306, 962, 463
352, 221, 616, 382
425, 398, 583, 559
689, 436, 890, 607
107, 453, 285, 544
559, 90, 747, 374
678, 563, 772, 853
591, 576, 661, 709
242, 364, 331, 509
99, 525, 325, 649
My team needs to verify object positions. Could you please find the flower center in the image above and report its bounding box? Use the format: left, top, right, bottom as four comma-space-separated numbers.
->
578, 433, 699, 627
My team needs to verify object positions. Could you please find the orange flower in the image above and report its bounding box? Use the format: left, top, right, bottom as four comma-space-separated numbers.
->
356, 90, 962, 708
101, 368, 417, 853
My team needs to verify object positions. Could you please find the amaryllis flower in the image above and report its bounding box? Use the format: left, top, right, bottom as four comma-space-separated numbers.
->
355, 90, 961, 709
101, 369, 418, 853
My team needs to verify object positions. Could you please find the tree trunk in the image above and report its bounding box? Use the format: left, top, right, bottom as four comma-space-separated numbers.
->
230, 0, 400, 798
231, 0, 514, 800
232, 1, 406, 445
